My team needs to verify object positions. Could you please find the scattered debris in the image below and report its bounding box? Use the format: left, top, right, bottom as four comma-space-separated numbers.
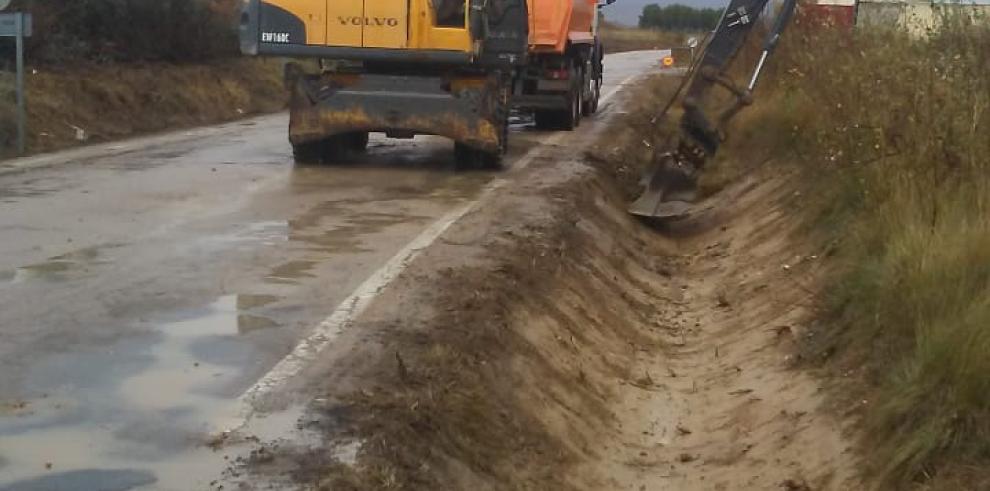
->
396, 351, 410, 383
780, 478, 812, 490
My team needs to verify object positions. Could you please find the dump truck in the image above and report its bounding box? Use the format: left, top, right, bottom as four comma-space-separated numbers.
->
514, 0, 606, 130
239, 0, 608, 168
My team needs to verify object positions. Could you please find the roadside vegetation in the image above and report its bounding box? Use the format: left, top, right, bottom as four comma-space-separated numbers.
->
599, 21, 688, 53
0, 0, 284, 156
734, 19, 990, 489
8, 0, 239, 63
638, 3, 722, 31
600, 12, 990, 489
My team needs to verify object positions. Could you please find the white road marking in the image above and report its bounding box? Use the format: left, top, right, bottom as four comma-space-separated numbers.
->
231, 69, 646, 428
601, 74, 640, 105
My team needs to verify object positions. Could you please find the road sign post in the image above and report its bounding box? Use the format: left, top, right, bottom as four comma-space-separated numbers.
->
0, 12, 32, 155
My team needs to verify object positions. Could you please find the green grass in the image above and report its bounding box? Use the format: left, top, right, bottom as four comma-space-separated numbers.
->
732, 17, 990, 490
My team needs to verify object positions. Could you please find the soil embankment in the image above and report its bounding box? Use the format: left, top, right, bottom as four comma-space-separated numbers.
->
0, 59, 285, 157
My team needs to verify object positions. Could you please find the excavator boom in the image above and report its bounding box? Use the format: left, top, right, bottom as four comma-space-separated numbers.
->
629, 0, 798, 219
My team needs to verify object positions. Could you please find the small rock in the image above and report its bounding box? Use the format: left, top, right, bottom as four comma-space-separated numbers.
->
716, 293, 730, 307
781, 479, 812, 491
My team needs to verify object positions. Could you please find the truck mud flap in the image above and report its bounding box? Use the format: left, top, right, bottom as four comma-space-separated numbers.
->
288, 71, 507, 153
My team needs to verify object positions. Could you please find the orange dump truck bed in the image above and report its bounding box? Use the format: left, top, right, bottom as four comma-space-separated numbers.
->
527, 0, 598, 53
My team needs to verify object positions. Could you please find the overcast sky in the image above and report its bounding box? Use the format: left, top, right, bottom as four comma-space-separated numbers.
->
603, 0, 730, 26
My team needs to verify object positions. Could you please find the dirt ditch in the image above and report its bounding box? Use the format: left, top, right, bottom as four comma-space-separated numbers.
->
236, 92, 861, 491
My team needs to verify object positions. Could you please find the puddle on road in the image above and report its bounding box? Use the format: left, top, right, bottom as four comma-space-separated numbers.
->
266, 260, 318, 285
289, 212, 415, 254
256, 174, 487, 286
0, 294, 286, 490
4, 243, 124, 285
198, 220, 288, 251
0, 157, 499, 488
0, 176, 70, 202
236, 294, 279, 310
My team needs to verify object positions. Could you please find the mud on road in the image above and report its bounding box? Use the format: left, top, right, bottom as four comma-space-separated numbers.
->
234, 89, 861, 489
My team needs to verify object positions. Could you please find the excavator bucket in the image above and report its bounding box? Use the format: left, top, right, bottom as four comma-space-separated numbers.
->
628, 154, 699, 219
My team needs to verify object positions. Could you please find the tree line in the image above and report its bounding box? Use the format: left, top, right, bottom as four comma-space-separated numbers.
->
639, 3, 723, 31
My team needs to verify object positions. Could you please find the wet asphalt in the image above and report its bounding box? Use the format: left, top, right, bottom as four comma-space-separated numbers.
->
0, 51, 662, 490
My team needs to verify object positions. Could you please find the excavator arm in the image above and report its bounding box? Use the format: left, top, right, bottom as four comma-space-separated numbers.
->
629, 0, 798, 218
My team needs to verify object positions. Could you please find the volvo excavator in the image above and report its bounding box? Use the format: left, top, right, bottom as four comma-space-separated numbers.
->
629, 0, 798, 219
240, 0, 531, 168
239, 0, 609, 169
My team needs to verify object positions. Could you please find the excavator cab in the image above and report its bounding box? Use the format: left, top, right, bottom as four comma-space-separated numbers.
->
240, 0, 528, 64
435, 0, 467, 27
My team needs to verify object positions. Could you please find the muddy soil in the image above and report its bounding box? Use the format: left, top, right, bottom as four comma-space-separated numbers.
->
234, 91, 861, 490
0, 59, 284, 158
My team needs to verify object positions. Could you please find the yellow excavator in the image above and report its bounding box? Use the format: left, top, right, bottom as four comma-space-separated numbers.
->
239, 0, 529, 168
240, 0, 800, 220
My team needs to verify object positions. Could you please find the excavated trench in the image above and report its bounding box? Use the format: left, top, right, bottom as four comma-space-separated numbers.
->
238, 86, 860, 491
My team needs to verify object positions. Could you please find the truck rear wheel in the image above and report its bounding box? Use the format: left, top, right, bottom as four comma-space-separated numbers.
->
348, 132, 370, 153
582, 75, 601, 116
533, 65, 582, 131
533, 90, 580, 131
560, 79, 581, 131
292, 140, 323, 164
534, 110, 559, 130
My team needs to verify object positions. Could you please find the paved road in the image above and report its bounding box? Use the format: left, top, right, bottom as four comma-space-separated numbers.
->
0, 51, 662, 490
